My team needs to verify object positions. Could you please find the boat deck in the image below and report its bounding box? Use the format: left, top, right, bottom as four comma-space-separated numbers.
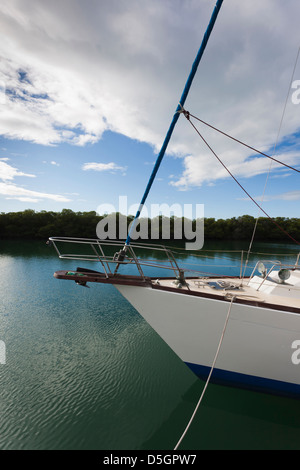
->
54, 267, 300, 313
49, 236, 300, 313
151, 273, 300, 312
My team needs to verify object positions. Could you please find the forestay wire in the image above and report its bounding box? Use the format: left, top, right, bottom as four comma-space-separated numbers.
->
124, 0, 224, 248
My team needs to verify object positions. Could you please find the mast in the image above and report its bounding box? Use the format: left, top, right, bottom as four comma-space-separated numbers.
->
125, 0, 224, 248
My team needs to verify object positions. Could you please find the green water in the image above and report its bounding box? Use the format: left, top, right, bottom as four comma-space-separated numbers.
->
0, 239, 300, 450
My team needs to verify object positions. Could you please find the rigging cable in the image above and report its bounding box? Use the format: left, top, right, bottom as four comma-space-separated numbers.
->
174, 295, 235, 450
242, 45, 300, 279
183, 113, 300, 174
180, 109, 300, 246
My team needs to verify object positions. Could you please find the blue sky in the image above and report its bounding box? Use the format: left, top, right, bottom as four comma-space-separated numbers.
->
0, 0, 299, 221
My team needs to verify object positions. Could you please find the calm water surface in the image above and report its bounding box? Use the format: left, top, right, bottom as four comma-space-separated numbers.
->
0, 239, 300, 450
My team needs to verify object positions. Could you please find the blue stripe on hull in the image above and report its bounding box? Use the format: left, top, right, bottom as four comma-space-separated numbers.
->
185, 362, 300, 399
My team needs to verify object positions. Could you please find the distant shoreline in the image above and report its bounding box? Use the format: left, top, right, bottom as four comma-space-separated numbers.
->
0, 209, 299, 244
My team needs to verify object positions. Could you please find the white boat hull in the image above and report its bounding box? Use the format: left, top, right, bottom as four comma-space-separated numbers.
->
49, 237, 300, 399
116, 284, 300, 398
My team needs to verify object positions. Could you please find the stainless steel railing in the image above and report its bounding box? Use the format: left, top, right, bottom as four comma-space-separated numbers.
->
48, 237, 183, 280
48, 237, 300, 285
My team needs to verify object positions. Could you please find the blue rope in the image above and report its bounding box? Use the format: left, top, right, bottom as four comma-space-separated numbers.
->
126, 0, 224, 246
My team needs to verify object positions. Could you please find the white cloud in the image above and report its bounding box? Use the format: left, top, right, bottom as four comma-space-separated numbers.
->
0, 160, 35, 181
82, 162, 127, 173
0, 160, 69, 203
0, 182, 71, 202
6, 196, 39, 203
170, 149, 300, 189
278, 191, 300, 201
0, 0, 299, 188
238, 190, 300, 203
